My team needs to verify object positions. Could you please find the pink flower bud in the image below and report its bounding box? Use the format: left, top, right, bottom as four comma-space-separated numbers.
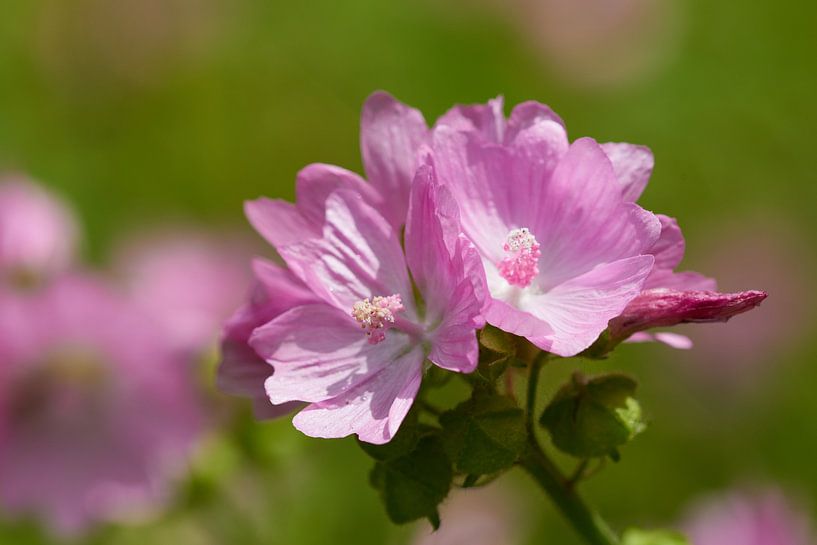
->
608, 289, 767, 348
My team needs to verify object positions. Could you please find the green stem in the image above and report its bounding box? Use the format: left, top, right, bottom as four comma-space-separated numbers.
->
523, 352, 620, 545
525, 352, 548, 434
520, 441, 620, 545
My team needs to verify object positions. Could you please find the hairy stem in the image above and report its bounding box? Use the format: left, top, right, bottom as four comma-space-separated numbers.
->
522, 353, 620, 545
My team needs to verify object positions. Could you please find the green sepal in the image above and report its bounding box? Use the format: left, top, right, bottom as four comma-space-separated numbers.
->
440, 392, 526, 475
579, 330, 613, 359
369, 435, 453, 528
474, 325, 518, 384
540, 372, 647, 459
622, 528, 691, 545
478, 325, 517, 356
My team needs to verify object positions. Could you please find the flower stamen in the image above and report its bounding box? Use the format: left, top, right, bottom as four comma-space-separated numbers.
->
351, 294, 404, 344
498, 227, 540, 288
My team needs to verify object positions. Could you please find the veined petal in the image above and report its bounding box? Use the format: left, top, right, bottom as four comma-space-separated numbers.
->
525, 255, 656, 356
360, 91, 429, 227
244, 197, 317, 249
217, 258, 317, 419
405, 165, 483, 373
435, 96, 506, 143
245, 163, 380, 251
601, 142, 655, 202
649, 215, 686, 272
277, 191, 414, 315
431, 127, 516, 262
295, 163, 382, 224
252, 304, 415, 404
292, 346, 424, 444
530, 138, 660, 287
218, 338, 304, 419
505, 100, 566, 143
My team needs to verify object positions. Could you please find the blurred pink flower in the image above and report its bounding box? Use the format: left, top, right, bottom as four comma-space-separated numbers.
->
681, 488, 814, 545
411, 483, 527, 545
116, 230, 253, 353
0, 275, 205, 535
448, 0, 682, 89
431, 103, 660, 356
0, 176, 78, 284
241, 164, 483, 444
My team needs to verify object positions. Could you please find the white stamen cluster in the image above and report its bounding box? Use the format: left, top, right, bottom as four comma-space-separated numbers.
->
351, 294, 404, 344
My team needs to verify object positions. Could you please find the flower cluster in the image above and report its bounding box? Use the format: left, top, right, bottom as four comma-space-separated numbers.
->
219, 92, 766, 445
0, 176, 248, 535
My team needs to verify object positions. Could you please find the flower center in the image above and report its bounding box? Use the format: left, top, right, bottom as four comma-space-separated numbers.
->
351, 294, 404, 345
498, 227, 540, 288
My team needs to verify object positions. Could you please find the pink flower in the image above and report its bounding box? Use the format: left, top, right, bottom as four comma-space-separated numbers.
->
115, 230, 252, 353
430, 102, 661, 356
0, 275, 205, 535
241, 163, 483, 444
429, 97, 766, 352
0, 176, 78, 284
681, 488, 814, 545
217, 258, 316, 419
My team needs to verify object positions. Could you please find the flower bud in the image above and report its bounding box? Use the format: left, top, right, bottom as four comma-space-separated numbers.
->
540, 373, 646, 459
603, 289, 767, 353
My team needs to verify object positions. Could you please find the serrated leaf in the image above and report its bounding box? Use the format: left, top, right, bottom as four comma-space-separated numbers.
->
622, 528, 690, 545
370, 435, 452, 526
440, 393, 526, 475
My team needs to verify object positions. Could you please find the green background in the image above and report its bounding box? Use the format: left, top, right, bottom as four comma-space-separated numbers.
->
1, 0, 815, 543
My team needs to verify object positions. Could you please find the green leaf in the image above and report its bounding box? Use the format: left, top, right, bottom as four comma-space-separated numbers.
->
370, 435, 452, 527
440, 393, 526, 475
622, 528, 691, 545
540, 373, 646, 459
478, 325, 517, 356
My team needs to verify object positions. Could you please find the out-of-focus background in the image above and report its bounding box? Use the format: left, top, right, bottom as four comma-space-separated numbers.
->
0, 0, 815, 543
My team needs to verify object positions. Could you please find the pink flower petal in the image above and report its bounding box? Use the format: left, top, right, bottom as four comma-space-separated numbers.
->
276, 191, 414, 315
405, 164, 483, 373
435, 96, 506, 143
252, 303, 416, 405
294, 163, 382, 224
600, 142, 654, 202
431, 127, 517, 262
360, 91, 429, 227
525, 255, 655, 356
245, 197, 317, 249
292, 346, 424, 444
529, 138, 660, 288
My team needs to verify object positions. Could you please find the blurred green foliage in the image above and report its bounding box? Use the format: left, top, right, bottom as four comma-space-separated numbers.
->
0, 0, 815, 543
